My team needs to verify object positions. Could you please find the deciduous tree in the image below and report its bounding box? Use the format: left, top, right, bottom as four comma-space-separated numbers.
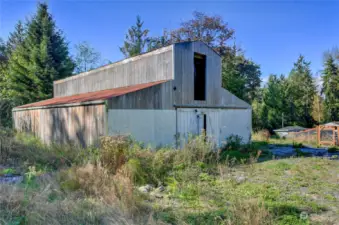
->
74, 41, 101, 73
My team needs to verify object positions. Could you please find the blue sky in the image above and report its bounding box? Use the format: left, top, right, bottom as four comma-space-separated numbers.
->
0, 0, 338, 82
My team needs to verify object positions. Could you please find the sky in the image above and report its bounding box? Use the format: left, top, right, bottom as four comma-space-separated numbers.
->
0, 0, 338, 83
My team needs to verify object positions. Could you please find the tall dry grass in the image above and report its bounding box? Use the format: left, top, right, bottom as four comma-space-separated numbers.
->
0, 131, 278, 225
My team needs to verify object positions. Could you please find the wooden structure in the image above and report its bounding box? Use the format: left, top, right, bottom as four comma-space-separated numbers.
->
285, 122, 339, 146
317, 122, 339, 146
13, 41, 251, 147
273, 126, 306, 138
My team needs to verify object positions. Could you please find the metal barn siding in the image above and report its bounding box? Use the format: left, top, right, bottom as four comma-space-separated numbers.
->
53, 46, 173, 97
218, 108, 252, 144
13, 104, 106, 147
176, 108, 220, 146
108, 109, 176, 147
176, 108, 251, 147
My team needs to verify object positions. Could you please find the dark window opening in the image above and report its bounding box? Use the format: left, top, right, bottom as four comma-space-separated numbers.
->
194, 53, 206, 100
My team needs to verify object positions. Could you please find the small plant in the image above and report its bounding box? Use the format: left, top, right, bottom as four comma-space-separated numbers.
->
0, 168, 15, 175
222, 134, 243, 151
293, 142, 303, 148
328, 146, 339, 153
295, 148, 311, 157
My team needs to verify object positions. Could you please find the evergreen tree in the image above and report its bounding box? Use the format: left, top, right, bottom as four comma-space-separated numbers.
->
0, 38, 9, 95
120, 16, 149, 58
6, 20, 26, 56
251, 88, 265, 131
0, 38, 6, 57
7, 2, 74, 104
286, 55, 316, 127
322, 55, 339, 121
262, 74, 287, 130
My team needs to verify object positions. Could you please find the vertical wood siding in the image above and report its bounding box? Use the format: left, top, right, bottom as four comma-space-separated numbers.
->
173, 42, 249, 108
13, 104, 106, 147
53, 46, 173, 97
107, 81, 174, 110
173, 42, 221, 106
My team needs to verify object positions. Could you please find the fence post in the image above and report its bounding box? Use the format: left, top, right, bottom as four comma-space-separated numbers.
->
332, 127, 336, 146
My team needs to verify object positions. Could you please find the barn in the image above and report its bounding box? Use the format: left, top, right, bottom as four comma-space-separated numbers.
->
13, 41, 251, 147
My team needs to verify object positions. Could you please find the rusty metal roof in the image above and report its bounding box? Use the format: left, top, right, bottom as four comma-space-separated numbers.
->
17, 80, 168, 109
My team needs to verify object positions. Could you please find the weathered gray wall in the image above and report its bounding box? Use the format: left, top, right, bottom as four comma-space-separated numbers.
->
177, 107, 252, 147
54, 46, 173, 97
108, 109, 176, 147
13, 104, 106, 147
107, 81, 174, 110
173, 41, 249, 108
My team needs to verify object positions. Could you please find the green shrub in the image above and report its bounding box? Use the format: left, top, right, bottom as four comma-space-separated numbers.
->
293, 142, 303, 148
328, 146, 339, 153
222, 134, 243, 151
295, 148, 311, 157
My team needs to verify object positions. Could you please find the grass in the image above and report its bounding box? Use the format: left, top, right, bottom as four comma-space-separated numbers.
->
0, 130, 338, 224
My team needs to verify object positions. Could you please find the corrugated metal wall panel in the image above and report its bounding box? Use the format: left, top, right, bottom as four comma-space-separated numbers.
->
108, 109, 176, 147
177, 108, 251, 147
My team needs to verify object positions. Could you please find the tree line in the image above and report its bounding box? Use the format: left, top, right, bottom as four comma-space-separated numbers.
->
0, 2, 338, 131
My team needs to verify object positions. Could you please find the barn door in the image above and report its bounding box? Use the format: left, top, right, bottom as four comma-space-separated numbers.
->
205, 110, 220, 145
176, 108, 220, 147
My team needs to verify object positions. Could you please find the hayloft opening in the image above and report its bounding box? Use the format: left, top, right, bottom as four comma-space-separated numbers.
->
194, 53, 206, 100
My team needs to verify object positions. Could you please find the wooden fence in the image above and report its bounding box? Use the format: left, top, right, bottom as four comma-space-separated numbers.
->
288, 125, 339, 146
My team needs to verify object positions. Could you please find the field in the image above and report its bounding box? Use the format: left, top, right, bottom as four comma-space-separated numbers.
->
0, 130, 338, 225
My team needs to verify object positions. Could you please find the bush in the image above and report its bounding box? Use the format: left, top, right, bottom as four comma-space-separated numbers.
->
99, 136, 131, 174
328, 146, 339, 153
222, 135, 243, 151
252, 129, 271, 142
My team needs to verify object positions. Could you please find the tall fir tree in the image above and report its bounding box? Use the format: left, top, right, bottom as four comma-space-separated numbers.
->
262, 74, 288, 130
322, 55, 339, 121
0, 38, 6, 57
0, 38, 8, 91
286, 55, 316, 127
120, 16, 149, 58
6, 20, 26, 57
7, 2, 74, 104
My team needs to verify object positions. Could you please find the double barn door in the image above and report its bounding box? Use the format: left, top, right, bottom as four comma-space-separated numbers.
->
176, 108, 220, 146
